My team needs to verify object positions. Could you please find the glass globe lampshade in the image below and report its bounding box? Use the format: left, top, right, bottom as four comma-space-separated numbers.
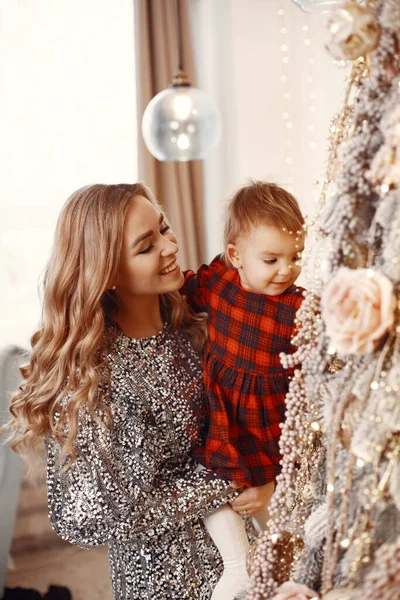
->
291, 0, 341, 13
142, 76, 222, 162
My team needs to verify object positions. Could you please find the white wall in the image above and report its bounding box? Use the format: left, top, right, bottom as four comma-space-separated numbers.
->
0, 0, 138, 347
191, 0, 347, 259
1, 0, 348, 346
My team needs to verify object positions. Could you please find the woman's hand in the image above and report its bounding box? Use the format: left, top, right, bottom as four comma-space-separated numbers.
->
230, 480, 275, 516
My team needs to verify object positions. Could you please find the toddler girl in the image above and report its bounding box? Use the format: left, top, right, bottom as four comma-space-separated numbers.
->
184, 181, 306, 599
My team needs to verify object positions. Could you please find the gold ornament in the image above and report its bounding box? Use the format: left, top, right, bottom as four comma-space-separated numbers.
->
326, 3, 380, 61
247, 530, 303, 583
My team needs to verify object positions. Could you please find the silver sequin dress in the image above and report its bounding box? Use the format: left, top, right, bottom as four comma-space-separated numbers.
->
46, 324, 236, 599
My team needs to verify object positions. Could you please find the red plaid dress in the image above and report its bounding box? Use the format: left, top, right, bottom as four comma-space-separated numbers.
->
184, 255, 305, 487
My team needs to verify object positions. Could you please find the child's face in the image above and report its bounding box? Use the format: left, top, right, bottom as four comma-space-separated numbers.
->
227, 224, 303, 296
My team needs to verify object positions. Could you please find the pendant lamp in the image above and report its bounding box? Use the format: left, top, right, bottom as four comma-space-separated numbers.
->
141, 0, 221, 162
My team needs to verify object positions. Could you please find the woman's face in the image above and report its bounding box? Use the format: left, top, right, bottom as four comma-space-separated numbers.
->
115, 195, 184, 297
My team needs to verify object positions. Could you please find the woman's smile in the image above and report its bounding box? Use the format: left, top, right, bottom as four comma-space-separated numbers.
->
159, 259, 179, 275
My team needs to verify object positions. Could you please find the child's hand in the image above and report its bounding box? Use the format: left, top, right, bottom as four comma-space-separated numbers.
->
230, 481, 275, 516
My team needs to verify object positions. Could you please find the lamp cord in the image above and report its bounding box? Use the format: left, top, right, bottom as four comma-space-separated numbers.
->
176, 0, 183, 72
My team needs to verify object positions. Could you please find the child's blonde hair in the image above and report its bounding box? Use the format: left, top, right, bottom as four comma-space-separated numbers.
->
224, 181, 305, 249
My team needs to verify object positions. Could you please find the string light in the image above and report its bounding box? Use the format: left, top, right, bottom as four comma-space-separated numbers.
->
278, 1, 294, 190
300, 21, 318, 155
278, 1, 319, 192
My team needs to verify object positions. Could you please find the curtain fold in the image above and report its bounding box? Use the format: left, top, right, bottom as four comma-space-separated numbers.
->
134, 0, 206, 270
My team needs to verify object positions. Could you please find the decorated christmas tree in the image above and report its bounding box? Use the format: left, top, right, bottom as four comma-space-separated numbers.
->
249, 2, 400, 599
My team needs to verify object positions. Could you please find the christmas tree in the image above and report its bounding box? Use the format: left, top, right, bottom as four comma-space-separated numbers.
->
249, 2, 400, 599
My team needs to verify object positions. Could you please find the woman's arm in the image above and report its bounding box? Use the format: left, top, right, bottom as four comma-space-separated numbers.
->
47, 410, 236, 548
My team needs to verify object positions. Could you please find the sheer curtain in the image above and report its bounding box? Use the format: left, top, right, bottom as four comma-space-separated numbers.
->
0, 0, 138, 347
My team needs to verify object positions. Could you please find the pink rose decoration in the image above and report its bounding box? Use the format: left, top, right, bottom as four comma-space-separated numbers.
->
271, 581, 320, 600
321, 267, 396, 355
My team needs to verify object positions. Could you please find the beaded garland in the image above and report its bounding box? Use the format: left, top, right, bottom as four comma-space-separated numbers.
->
248, 1, 400, 599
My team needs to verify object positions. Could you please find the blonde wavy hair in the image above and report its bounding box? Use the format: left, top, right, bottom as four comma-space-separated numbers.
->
3, 183, 206, 466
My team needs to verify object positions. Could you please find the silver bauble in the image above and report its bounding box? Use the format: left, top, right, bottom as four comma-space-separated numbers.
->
326, 2, 380, 61
292, 0, 342, 13
142, 83, 221, 162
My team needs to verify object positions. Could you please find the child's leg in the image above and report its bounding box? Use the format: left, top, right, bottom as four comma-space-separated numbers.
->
251, 480, 275, 534
203, 504, 251, 600
252, 505, 270, 534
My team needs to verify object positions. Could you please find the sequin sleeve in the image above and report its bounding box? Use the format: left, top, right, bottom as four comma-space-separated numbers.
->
47, 366, 236, 549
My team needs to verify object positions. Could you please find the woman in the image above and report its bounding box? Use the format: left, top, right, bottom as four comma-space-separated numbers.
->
4, 183, 246, 599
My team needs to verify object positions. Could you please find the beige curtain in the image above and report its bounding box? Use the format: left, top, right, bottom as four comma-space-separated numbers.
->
134, 0, 206, 270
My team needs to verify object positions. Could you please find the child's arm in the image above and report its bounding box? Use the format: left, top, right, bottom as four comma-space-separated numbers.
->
182, 255, 223, 313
